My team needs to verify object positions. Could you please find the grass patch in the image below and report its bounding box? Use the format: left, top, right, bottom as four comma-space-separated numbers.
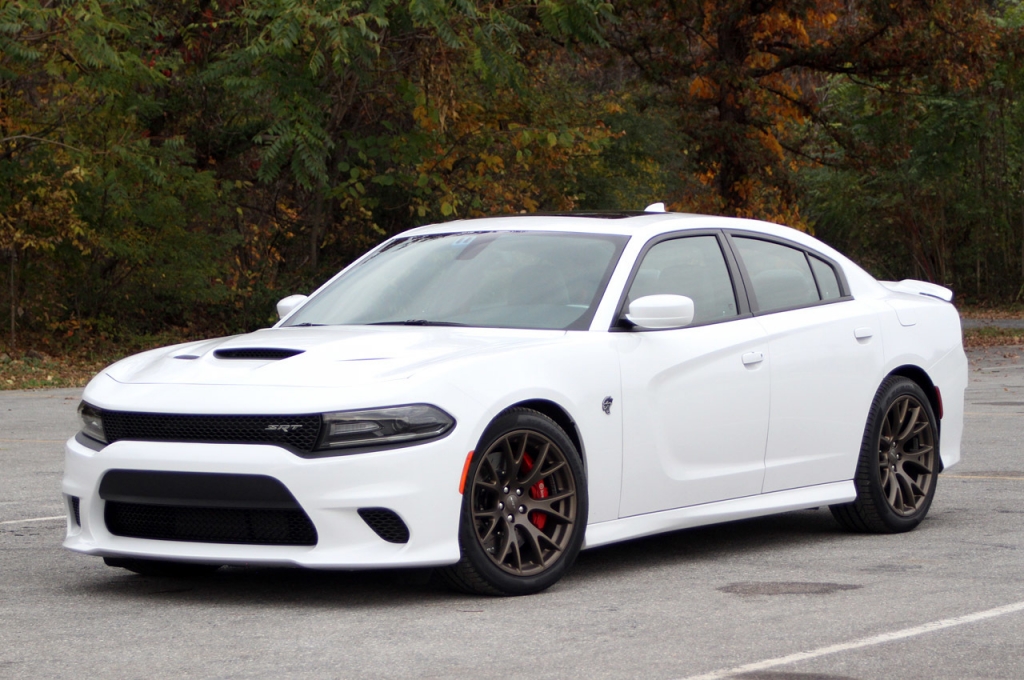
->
957, 304, 1024, 319
963, 326, 1024, 348
0, 329, 200, 391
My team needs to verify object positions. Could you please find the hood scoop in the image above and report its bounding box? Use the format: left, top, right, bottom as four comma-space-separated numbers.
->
213, 348, 305, 360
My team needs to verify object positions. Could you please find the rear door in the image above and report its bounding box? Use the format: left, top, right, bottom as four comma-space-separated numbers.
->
728, 234, 885, 492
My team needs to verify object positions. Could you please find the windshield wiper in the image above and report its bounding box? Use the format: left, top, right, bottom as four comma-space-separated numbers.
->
288, 322, 328, 327
369, 320, 467, 327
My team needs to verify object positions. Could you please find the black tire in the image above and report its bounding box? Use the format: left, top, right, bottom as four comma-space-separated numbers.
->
830, 376, 939, 533
103, 557, 222, 578
440, 408, 588, 596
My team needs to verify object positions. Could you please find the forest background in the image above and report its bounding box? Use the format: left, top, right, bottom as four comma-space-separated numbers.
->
4, 0, 1024, 385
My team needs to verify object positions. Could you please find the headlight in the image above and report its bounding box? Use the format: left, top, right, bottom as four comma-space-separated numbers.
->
78, 402, 107, 443
317, 404, 454, 451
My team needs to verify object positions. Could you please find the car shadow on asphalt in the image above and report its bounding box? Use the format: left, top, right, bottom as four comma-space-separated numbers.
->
570, 507, 846, 579
75, 508, 861, 605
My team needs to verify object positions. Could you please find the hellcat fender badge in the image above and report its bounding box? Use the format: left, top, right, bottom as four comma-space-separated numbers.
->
602, 397, 613, 415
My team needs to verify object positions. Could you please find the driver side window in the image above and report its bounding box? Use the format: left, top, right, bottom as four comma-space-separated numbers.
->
627, 236, 738, 325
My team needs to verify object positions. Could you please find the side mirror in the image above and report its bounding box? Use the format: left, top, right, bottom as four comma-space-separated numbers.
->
626, 294, 695, 329
276, 294, 309, 320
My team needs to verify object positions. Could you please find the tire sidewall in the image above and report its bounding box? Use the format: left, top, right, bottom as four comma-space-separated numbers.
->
862, 377, 940, 532
458, 409, 588, 595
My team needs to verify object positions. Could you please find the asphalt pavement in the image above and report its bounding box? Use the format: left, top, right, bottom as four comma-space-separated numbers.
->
0, 346, 1022, 679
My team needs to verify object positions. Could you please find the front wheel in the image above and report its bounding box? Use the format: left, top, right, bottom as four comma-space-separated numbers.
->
830, 376, 939, 533
440, 408, 588, 596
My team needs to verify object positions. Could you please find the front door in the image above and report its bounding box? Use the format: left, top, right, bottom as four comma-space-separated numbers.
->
616, 234, 771, 517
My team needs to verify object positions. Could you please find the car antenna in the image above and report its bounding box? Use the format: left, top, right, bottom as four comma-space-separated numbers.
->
644, 202, 666, 213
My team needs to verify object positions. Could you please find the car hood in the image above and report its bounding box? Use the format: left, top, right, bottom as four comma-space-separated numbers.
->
104, 326, 567, 388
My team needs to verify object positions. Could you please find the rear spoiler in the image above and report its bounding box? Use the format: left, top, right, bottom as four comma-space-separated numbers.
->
879, 279, 954, 303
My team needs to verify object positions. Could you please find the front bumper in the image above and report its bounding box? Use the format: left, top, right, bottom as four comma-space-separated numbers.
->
62, 433, 467, 568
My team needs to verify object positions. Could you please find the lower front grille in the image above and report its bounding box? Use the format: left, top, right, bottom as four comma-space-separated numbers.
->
71, 496, 81, 527
105, 502, 318, 546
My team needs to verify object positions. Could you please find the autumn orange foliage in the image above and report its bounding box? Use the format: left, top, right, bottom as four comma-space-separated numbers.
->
611, 0, 999, 228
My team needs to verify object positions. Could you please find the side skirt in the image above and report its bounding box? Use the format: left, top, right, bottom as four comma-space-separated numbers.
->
583, 481, 856, 549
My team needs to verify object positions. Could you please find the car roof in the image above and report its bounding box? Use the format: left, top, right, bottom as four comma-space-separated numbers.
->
404, 212, 702, 237
405, 212, 819, 248
400, 211, 884, 296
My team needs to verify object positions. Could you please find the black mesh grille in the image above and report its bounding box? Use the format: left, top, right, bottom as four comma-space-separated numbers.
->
213, 348, 305, 360
71, 496, 81, 527
358, 508, 410, 544
101, 411, 322, 452
105, 502, 318, 546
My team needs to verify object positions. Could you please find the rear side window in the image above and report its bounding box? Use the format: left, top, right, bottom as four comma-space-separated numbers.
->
733, 237, 819, 313
627, 235, 738, 324
809, 256, 841, 300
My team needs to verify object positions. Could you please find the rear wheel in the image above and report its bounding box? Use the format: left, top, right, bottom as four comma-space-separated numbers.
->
103, 557, 221, 577
831, 376, 938, 533
440, 408, 587, 596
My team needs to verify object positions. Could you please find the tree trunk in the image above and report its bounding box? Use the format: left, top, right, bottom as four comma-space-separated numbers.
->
7, 248, 16, 351
716, 15, 750, 215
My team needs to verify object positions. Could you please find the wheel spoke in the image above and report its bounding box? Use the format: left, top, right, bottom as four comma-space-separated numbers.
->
480, 456, 503, 486
895, 397, 909, 430
895, 404, 923, 444
500, 438, 517, 483
886, 473, 900, 509
523, 522, 561, 566
903, 458, 933, 476
895, 472, 917, 511
495, 524, 514, 564
509, 530, 523, 571
525, 496, 574, 524
881, 416, 893, 440
520, 523, 546, 565
476, 516, 499, 543
516, 433, 529, 467
538, 507, 574, 525
521, 442, 552, 486
903, 444, 934, 458
537, 488, 575, 505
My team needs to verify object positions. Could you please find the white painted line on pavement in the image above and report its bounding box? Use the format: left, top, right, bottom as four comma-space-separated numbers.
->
946, 474, 1024, 481
0, 515, 65, 525
0, 439, 66, 443
678, 599, 1024, 680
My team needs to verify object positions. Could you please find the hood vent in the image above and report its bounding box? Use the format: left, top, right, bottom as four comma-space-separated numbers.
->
213, 348, 305, 360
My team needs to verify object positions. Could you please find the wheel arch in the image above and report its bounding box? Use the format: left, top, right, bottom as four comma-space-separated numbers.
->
503, 399, 586, 469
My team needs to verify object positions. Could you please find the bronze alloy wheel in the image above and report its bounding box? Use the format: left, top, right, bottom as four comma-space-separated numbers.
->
441, 408, 587, 595
470, 429, 578, 576
830, 376, 939, 534
877, 393, 935, 516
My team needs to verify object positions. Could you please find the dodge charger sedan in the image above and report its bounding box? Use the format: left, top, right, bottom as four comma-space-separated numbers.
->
63, 211, 967, 595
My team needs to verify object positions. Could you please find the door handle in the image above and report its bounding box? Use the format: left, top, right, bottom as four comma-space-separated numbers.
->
854, 327, 874, 340
742, 351, 764, 366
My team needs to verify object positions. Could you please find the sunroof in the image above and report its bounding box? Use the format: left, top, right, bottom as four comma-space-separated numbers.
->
488, 211, 652, 220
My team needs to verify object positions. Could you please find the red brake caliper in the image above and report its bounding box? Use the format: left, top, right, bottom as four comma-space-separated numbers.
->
520, 454, 549, 530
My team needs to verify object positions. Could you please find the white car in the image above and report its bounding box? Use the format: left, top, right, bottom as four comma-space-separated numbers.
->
63, 212, 967, 595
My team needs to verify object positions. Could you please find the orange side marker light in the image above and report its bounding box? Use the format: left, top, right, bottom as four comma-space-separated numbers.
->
459, 451, 474, 494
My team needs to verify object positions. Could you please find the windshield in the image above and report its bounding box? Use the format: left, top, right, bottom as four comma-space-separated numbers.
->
284, 231, 628, 330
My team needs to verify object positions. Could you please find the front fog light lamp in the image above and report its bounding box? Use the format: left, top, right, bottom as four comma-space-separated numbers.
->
318, 405, 454, 450
78, 402, 107, 444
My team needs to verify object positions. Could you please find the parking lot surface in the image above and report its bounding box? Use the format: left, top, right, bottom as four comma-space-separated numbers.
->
1, 346, 1022, 679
